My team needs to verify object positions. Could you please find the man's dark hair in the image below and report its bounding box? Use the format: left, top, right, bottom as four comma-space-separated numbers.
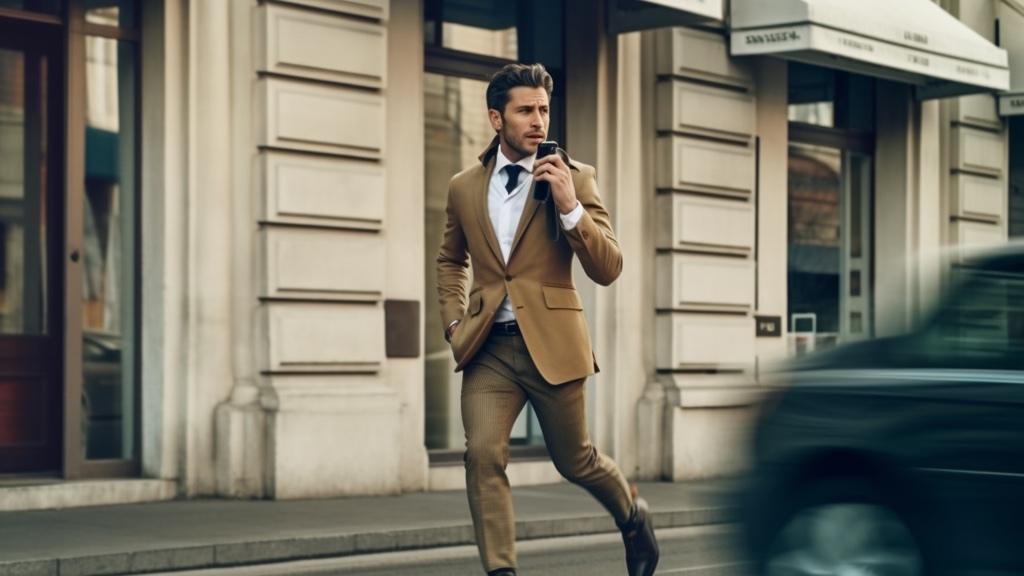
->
486, 63, 553, 116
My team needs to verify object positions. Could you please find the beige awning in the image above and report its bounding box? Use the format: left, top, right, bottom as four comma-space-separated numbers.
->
730, 0, 1009, 100
608, 0, 722, 34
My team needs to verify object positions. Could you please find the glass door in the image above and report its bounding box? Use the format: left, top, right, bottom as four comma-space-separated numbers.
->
0, 24, 65, 474
840, 151, 872, 343
787, 145, 873, 354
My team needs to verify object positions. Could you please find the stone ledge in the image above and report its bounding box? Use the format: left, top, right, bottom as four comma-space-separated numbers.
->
0, 479, 176, 512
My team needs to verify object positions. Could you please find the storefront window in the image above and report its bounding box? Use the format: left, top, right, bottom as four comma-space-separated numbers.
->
0, 48, 48, 336
0, 0, 140, 474
423, 0, 564, 456
0, 0, 60, 15
85, 0, 138, 29
1010, 116, 1024, 239
81, 35, 137, 460
788, 63, 874, 356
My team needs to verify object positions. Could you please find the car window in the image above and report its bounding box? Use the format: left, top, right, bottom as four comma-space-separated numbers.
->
918, 259, 1024, 369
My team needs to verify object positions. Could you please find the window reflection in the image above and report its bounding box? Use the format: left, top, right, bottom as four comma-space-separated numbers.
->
788, 144, 841, 352
424, 73, 543, 450
85, 0, 138, 29
82, 36, 136, 460
0, 0, 61, 14
0, 48, 48, 335
426, 0, 518, 58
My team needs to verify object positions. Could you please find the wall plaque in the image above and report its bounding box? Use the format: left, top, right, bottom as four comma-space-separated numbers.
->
755, 315, 782, 337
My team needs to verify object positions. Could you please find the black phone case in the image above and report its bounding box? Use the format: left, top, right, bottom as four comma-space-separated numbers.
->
533, 141, 558, 201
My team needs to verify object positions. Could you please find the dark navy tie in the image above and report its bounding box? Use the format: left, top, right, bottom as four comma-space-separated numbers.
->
503, 165, 523, 193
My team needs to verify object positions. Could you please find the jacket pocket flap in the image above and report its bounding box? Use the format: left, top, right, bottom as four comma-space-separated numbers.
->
542, 285, 583, 310
468, 291, 484, 316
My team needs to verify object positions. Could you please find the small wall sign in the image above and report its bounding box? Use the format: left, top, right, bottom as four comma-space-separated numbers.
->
755, 315, 782, 337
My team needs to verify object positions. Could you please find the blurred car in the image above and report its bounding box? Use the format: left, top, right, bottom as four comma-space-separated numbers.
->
740, 242, 1024, 576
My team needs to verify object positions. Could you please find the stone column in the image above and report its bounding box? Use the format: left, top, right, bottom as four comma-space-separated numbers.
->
651, 27, 761, 480
185, 0, 236, 496
251, 0, 400, 498
215, 0, 266, 498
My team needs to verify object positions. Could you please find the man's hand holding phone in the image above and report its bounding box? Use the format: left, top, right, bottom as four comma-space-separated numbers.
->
533, 141, 578, 215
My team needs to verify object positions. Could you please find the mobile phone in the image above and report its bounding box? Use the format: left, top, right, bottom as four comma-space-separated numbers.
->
533, 141, 558, 201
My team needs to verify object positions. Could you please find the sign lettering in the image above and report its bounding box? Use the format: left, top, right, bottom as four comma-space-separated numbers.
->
907, 54, 929, 67
838, 37, 874, 52
903, 31, 929, 45
755, 315, 782, 338
745, 30, 800, 45
1011, 98, 1024, 109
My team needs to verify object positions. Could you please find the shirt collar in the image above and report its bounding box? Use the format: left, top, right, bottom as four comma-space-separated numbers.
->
494, 146, 536, 176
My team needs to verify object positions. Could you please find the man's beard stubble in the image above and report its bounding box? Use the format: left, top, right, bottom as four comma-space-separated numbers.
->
499, 116, 542, 160
501, 127, 533, 159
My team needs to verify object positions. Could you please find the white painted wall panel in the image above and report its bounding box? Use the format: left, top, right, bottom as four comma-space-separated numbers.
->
654, 27, 753, 88
261, 153, 385, 229
951, 174, 1005, 221
262, 229, 385, 301
656, 194, 755, 252
951, 126, 1004, 177
259, 5, 386, 88
656, 313, 755, 369
657, 80, 756, 140
257, 78, 384, 159
657, 136, 755, 196
950, 220, 1006, 252
952, 93, 1001, 129
656, 254, 754, 310
264, 304, 385, 372
277, 0, 388, 20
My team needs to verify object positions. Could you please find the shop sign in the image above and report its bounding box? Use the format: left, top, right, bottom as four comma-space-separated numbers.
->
999, 94, 1024, 116
755, 315, 782, 337
743, 29, 801, 45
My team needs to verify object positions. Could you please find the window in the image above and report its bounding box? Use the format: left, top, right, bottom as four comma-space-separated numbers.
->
787, 62, 875, 356
0, 0, 140, 476
423, 0, 564, 459
1010, 116, 1024, 239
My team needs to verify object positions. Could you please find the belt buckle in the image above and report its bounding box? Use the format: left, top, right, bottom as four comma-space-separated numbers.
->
503, 321, 517, 335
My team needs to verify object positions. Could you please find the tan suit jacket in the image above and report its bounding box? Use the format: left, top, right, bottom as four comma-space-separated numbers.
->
436, 137, 622, 385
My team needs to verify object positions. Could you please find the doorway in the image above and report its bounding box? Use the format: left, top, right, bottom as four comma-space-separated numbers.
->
787, 62, 875, 355
0, 21, 65, 474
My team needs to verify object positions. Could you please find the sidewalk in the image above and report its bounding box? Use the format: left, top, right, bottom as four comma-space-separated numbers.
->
0, 479, 740, 576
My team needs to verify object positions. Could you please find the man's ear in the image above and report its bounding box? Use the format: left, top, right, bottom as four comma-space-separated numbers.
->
488, 108, 503, 132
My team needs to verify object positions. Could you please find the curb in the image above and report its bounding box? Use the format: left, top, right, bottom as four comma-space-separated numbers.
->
0, 506, 738, 576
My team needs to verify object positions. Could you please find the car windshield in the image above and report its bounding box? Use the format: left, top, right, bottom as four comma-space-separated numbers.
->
917, 256, 1024, 369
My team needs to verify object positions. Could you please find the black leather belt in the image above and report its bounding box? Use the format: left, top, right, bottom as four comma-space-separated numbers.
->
491, 321, 520, 336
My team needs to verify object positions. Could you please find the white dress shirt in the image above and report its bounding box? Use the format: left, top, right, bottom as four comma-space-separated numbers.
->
489, 148, 584, 323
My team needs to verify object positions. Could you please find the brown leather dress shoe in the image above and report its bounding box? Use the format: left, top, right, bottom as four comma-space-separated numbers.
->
618, 488, 659, 576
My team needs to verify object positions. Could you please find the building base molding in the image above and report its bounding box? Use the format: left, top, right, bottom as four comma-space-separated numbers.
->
428, 459, 563, 492
662, 404, 758, 481
635, 381, 667, 481
0, 480, 176, 512
215, 400, 267, 498
265, 386, 403, 499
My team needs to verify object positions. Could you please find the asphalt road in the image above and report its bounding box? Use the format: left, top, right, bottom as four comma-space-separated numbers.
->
155, 524, 749, 576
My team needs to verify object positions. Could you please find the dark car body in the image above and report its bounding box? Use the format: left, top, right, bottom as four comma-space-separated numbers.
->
740, 245, 1024, 576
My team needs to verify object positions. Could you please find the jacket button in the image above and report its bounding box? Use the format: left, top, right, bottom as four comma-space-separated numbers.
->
505, 274, 513, 281
582, 231, 589, 239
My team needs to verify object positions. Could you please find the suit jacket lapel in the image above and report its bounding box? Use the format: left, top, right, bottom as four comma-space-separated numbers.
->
473, 158, 506, 267
508, 186, 542, 259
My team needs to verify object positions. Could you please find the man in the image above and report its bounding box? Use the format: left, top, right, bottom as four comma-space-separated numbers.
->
436, 62, 659, 576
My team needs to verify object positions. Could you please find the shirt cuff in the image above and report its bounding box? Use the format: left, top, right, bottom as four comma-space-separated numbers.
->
559, 201, 583, 230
